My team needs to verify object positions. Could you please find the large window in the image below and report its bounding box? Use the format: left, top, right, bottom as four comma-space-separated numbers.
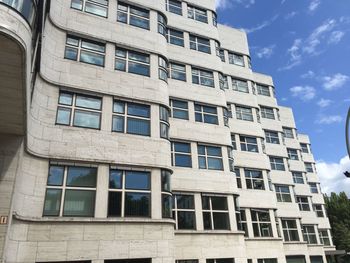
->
159, 56, 168, 82
56, 91, 102, 129
302, 225, 318, 244
292, 172, 304, 184
169, 63, 186, 81
257, 84, 270, 96
189, 35, 211, 54
251, 209, 273, 237
269, 156, 285, 171
195, 104, 218, 125
161, 170, 172, 218
115, 48, 150, 76
260, 107, 275, 120
160, 106, 170, 139
265, 130, 280, 144
170, 99, 189, 120
296, 196, 310, 211
43, 165, 97, 217
192, 68, 214, 87
112, 100, 150, 136
313, 204, 324, 217
65, 35, 105, 67
245, 169, 265, 190
198, 144, 223, 170
171, 142, 192, 167
287, 148, 299, 160
240, 136, 258, 152
165, 0, 182, 15
305, 163, 314, 173
71, 0, 108, 17
319, 229, 331, 245
235, 106, 253, 121
300, 143, 309, 153
232, 78, 249, 93
188, 5, 208, 23
168, 29, 184, 46
282, 219, 299, 241
108, 169, 151, 217
173, 194, 196, 229
309, 183, 318, 193
275, 185, 292, 202
117, 2, 149, 30
228, 52, 244, 66
202, 195, 230, 230
283, 127, 294, 139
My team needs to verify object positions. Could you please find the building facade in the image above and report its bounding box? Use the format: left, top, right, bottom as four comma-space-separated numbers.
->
0, 0, 335, 263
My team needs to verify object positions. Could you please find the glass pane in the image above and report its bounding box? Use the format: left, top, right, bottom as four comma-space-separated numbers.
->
76, 95, 101, 110
127, 103, 150, 117
129, 51, 150, 63
198, 156, 206, 169
125, 192, 150, 217
162, 194, 172, 218
177, 195, 194, 209
127, 118, 150, 136
174, 142, 191, 153
73, 110, 101, 129
201, 196, 210, 209
178, 211, 196, 229
125, 171, 150, 190
207, 158, 223, 170
211, 197, 228, 210
112, 115, 125, 132
206, 146, 222, 156
115, 58, 126, 71
117, 11, 127, 23
66, 166, 97, 187
71, 0, 83, 10
173, 109, 189, 119
175, 154, 192, 167
56, 107, 71, 125
80, 50, 105, 66
47, 166, 64, 186
129, 61, 150, 76
85, 2, 107, 17
161, 170, 171, 192
203, 212, 211, 230
109, 169, 122, 189
130, 16, 149, 29
81, 40, 105, 53
113, 101, 125, 113
213, 213, 230, 230
43, 189, 62, 216
130, 5, 149, 18
59, 92, 73, 105
204, 114, 218, 124
65, 47, 78, 60
108, 191, 122, 217
63, 190, 95, 216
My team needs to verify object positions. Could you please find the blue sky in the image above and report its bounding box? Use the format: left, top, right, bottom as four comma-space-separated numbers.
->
216, 0, 350, 195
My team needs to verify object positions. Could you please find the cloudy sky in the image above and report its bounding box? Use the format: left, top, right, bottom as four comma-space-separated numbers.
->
215, 0, 350, 196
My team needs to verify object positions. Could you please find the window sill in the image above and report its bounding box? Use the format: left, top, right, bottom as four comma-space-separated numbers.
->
175, 230, 245, 235
245, 237, 283, 241
283, 241, 308, 245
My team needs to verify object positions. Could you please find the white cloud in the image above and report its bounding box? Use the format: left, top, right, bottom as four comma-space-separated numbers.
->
281, 0, 287, 4
215, 0, 231, 9
241, 14, 279, 34
301, 70, 315, 79
309, 0, 321, 12
216, 0, 255, 9
316, 115, 343, 124
316, 156, 350, 197
279, 39, 302, 70
323, 73, 349, 90
255, 45, 276, 59
328, 31, 345, 44
317, 98, 332, 108
285, 11, 298, 20
289, 86, 316, 101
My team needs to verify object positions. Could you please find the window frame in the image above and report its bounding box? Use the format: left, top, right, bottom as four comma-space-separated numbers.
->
228, 52, 245, 67
165, 0, 182, 15
194, 103, 218, 125
173, 193, 196, 230
282, 219, 300, 242
115, 47, 150, 77
269, 156, 285, 171
283, 127, 294, 139
260, 106, 275, 120
187, 5, 208, 23
240, 136, 259, 153
202, 195, 230, 230
170, 99, 189, 120
251, 209, 273, 237
244, 169, 265, 190
287, 148, 299, 161
232, 78, 249, 93
292, 172, 304, 184
197, 144, 224, 171
171, 141, 192, 168
275, 185, 292, 202
168, 28, 185, 47
302, 225, 318, 244
297, 196, 310, 211
256, 84, 271, 96
117, 2, 150, 30
192, 67, 215, 88
265, 130, 280, 144
71, 0, 109, 18
300, 143, 309, 153
189, 34, 211, 54
235, 106, 254, 122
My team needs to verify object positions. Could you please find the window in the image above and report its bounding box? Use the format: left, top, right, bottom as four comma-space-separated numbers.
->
310, 257, 324, 263
296, 196, 310, 211
202, 195, 230, 230
198, 144, 223, 170
269, 157, 285, 171
161, 170, 172, 218
43, 165, 97, 217
188, 5, 207, 23
189, 35, 211, 54
258, 259, 278, 263
219, 74, 229, 90
231, 134, 237, 150
194, 104, 218, 125
158, 13, 167, 37
106, 259, 151, 263
282, 220, 299, 241
223, 108, 230, 127
245, 169, 265, 190
112, 100, 150, 136
235, 168, 242, 188
305, 163, 314, 173
257, 84, 270, 96
168, 29, 184, 46
173, 194, 196, 229
288, 149, 299, 160
71, 0, 108, 17
232, 78, 249, 93
56, 91, 102, 129
313, 204, 324, 217
300, 143, 309, 153
166, 0, 182, 15
170, 99, 189, 120
302, 225, 317, 244
192, 68, 214, 87
240, 136, 258, 152
251, 209, 273, 237
171, 142, 192, 167
292, 172, 304, 184
228, 147, 234, 172
160, 106, 170, 139
65, 35, 105, 67
219, 49, 225, 62
159, 56, 168, 82
309, 183, 318, 194
265, 130, 280, 144
260, 107, 275, 119
108, 169, 151, 217
212, 12, 217, 26
283, 127, 294, 139
275, 185, 292, 202
319, 229, 330, 245
237, 209, 248, 236
115, 48, 150, 76
236, 106, 253, 121
169, 63, 186, 81
207, 259, 234, 263
286, 256, 306, 263
117, 2, 149, 30
177, 261, 198, 263
228, 52, 244, 66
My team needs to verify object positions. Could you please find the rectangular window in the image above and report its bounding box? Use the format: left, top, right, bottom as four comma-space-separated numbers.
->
283, 127, 294, 139
202, 195, 230, 230
219, 74, 229, 90
108, 169, 151, 217
159, 56, 168, 82
161, 170, 172, 218
275, 185, 292, 202
251, 209, 273, 237
198, 144, 223, 170
207, 259, 234, 263
282, 220, 299, 241
106, 259, 151, 263
228, 52, 244, 66
286, 256, 306, 263
194, 104, 218, 125
171, 141, 192, 167
240, 136, 259, 153
219, 49, 225, 62
166, 0, 182, 15
297, 196, 310, 211
177, 261, 198, 263
302, 225, 318, 244
260, 106, 275, 119
257, 84, 270, 96
65, 35, 105, 66
228, 147, 234, 172
269, 156, 285, 171
117, 2, 150, 30
300, 143, 309, 153
237, 209, 248, 236
313, 204, 324, 217
188, 5, 208, 23
305, 163, 314, 173
192, 68, 214, 87
43, 165, 97, 217
287, 149, 299, 160
236, 106, 253, 121
319, 229, 330, 245
235, 168, 242, 189
258, 259, 278, 263
170, 99, 189, 120
56, 91, 102, 129
231, 134, 237, 150
265, 130, 280, 144
158, 13, 167, 37
245, 169, 265, 190
169, 63, 186, 81
232, 78, 249, 93
160, 106, 170, 139
115, 47, 150, 76
168, 29, 184, 46
71, 0, 108, 17
173, 194, 196, 229
212, 12, 217, 26
112, 100, 151, 136
309, 183, 318, 193
189, 35, 211, 54
292, 172, 304, 184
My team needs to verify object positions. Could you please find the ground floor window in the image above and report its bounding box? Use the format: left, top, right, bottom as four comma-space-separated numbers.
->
105, 259, 151, 263
286, 256, 306, 263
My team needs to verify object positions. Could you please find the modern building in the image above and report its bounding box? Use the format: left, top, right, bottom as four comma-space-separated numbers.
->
0, 0, 336, 263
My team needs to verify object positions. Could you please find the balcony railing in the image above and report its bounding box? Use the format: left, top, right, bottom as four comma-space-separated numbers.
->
0, 0, 37, 28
